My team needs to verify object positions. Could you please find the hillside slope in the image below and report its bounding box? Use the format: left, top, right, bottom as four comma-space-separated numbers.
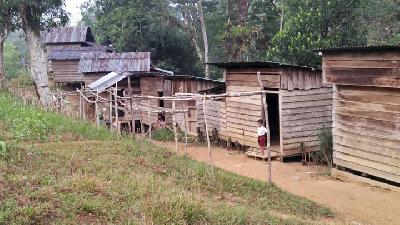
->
0, 92, 333, 224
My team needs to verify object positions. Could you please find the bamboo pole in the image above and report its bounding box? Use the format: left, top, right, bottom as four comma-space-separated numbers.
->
172, 100, 178, 153
114, 83, 119, 135
109, 90, 113, 131
183, 106, 188, 155
95, 91, 100, 126
257, 71, 272, 184
202, 93, 213, 176
148, 108, 152, 138
79, 94, 82, 119
127, 75, 135, 135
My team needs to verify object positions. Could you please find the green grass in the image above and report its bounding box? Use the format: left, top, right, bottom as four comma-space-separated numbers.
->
0, 92, 334, 224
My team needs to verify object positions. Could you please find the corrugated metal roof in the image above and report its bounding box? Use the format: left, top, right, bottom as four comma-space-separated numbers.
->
48, 46, 111, 60
79, 52, 151, 73
44, 27, 95, 44
88, 72, 128, 92
312, 45, 400, 53
207, 61, 317, 70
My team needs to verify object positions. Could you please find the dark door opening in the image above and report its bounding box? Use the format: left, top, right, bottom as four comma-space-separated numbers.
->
266, 93, 280, 146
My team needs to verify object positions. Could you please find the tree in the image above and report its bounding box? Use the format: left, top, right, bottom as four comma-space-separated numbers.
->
15, 0, 68, 105
267, 0, 367, 67
82, 0, 204, 76
0, 1, 18, 89
3, 41, 25, 79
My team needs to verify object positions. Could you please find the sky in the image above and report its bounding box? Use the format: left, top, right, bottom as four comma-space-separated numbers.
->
65, 0, 87, 25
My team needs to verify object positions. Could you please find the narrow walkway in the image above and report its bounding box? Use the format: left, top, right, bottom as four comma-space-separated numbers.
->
156, 141, 400, 225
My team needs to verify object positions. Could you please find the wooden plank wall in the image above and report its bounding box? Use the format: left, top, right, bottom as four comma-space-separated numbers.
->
323, 51, 400, 88
140, 76, 164, 125
281, 68, 324, 90
280, 88, 333, 156
52, 60, 83, 83
196, 99, 227, 138
82, 72, 108, 85
332, 85, 400, 183
224, 69, 281, 148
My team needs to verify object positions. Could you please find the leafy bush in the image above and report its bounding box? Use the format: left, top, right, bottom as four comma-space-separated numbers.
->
312, 127, 333, 167
152, 128, 176, 142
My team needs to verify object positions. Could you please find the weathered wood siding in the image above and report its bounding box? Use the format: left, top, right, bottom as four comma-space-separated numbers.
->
280, 88, 333, 156
332, 85, 400, 183
196, 99, 227, 138
52, 60, 83, 83
224, 68, 282, 148
323, 51, 400, 88
140, 76, 164, 125
82, 72, 108, 85
281, 68, 324, 90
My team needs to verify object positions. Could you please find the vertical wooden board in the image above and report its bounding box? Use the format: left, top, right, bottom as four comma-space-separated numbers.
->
281, 69, 288, 89
287, 70, 294, 91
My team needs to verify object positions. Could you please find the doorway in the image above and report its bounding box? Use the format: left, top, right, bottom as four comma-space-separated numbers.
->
265, 92, 281, 148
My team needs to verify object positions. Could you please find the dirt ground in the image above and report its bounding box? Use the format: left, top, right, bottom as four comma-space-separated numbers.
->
156, 141, 400, 225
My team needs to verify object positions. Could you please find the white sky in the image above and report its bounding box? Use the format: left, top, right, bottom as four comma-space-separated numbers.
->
65, 0, 88, 25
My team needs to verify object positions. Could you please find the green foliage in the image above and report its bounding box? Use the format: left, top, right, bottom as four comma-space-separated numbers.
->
152, 128, 176, 142
82, 0, 204, 76
267, 0, 367, 67
3, 41, 26, 79
312, 127, 333, 167
0, 92, 113, 141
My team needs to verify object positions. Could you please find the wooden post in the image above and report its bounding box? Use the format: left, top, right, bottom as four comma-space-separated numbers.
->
127, 75, 135, 135
82, 93, 86, 120
148, 108, 152, 138
172, 100, 179, 153
114, 83, 119, 135
79, 93, 82, 119
95, 91, 100, 126
183, 107, 188, 155
109, 90, 113, 131
257, 71, 271, 184
202, 93, 213, 175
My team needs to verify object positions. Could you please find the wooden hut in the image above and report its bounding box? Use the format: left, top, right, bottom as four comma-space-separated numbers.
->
82, 53, 223, 133
44, 26, 112, 82
317, 46, 400, 184
204, 61, 333, 158
48, 46, 111, 84
44, 27, 96, 52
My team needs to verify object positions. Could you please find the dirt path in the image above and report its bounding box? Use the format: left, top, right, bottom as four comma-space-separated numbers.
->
156, 141, 400, 225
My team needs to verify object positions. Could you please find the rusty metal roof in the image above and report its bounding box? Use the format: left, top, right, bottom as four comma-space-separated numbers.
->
312, 45, 400, 53
207, 61, 318, 70
79, 52, 151, 73
48, 46, 111, 60
44, 27, 95, 44
88, 72, 129, 92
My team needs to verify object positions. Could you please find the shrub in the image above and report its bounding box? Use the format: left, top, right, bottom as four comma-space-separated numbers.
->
312, 127, 333, 168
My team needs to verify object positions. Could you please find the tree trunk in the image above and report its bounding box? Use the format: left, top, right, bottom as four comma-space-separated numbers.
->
182, 5, 204, 67
0, 36, 6, 89
197, 0, 209, 78
20, 5, 50, 106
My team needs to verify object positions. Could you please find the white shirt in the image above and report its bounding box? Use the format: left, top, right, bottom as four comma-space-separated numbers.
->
257, 126, 268, 136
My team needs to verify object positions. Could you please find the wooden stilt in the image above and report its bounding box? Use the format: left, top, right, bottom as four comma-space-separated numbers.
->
172, 100, 178, 153
257, 71, 272, 184
202, 94, 213, 176
148, 108, 152, 138
183, 107, 188, 155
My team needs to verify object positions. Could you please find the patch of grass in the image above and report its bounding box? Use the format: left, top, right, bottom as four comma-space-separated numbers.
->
0, 92, 335, 224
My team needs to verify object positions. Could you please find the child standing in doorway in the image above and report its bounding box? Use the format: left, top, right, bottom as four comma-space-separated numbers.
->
257, 119, 268, 155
